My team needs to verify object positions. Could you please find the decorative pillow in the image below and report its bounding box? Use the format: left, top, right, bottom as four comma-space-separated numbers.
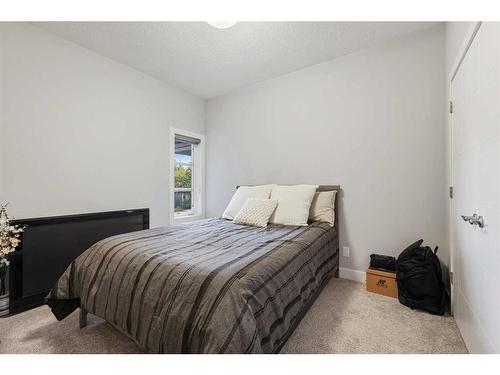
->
269, 184, 318, 226
222, 185, 275, 220
309, 190, 337, 226
233, 198, 278, 227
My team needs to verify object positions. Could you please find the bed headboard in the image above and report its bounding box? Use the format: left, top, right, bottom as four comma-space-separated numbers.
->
235, 185, 341, 228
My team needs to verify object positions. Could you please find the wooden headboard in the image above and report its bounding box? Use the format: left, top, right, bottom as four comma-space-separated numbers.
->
235, 185, 341, 228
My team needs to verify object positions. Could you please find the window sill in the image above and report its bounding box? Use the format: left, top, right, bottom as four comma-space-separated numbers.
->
173, 214, 204, 224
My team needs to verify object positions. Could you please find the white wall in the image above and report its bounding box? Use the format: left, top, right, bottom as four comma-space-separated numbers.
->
0, 23, 205, 227
206, 26, 447, 274
446, 22, 473, 73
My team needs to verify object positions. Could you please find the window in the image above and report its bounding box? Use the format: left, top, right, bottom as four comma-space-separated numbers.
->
170, 128, 204, 222
174, 136, 195, 216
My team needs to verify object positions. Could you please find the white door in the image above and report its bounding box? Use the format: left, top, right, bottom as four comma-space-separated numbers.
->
451, 22, 500, 353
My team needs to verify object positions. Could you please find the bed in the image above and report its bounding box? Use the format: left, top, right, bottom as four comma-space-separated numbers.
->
47, 186, 340, 353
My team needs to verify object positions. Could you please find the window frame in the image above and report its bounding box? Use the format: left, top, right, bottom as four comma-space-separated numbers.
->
169, 127, 205, 224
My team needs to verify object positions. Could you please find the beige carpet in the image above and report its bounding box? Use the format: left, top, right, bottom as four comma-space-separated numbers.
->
0, 278, 467, 354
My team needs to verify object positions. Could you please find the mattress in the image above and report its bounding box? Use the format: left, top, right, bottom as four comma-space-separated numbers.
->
47, 218, 339, 353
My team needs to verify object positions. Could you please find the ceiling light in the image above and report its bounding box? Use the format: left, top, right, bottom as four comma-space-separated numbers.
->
206, 21, 237, 29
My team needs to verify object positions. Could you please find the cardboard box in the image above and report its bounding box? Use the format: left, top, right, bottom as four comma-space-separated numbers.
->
366, 268, 398, 298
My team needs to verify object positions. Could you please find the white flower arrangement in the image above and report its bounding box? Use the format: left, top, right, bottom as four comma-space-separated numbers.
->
0, 204, 24, 295
0, 225, 24, 263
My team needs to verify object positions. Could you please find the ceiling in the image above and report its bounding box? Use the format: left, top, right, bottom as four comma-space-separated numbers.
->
35, 22, 441, 98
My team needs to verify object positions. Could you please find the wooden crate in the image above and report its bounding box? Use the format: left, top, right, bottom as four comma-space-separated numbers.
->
366, 268, 398, 298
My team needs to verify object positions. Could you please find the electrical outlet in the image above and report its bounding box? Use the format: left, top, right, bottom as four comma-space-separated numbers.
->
342, 246, 350, 257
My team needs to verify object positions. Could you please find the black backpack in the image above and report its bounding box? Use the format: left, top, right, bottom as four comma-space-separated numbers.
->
396, 239, 447, 315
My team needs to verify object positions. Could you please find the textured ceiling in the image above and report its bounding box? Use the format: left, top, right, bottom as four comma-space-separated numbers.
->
35, 22, 441, 98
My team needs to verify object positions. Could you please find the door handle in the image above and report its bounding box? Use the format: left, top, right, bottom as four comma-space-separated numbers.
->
461, 213, 484, 228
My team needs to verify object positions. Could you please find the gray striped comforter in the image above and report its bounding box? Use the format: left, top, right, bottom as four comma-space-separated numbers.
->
48, 218, 339, 353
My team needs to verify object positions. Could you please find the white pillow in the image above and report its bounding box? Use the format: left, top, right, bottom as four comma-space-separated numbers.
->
309, 190, 336, 226
233, 198, 278, 227
269, 185, 318, 226
222, 185, 275, 220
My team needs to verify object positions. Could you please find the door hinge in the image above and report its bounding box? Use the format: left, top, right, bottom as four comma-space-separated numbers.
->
449, 186, 454, 199
450, 271, 454, 285
449, 101, 454, 114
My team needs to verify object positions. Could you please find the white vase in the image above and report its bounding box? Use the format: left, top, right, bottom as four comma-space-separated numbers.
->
0, 293, 8, 317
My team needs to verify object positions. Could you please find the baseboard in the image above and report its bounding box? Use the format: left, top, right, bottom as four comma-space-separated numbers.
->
339, 267, 365, 284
